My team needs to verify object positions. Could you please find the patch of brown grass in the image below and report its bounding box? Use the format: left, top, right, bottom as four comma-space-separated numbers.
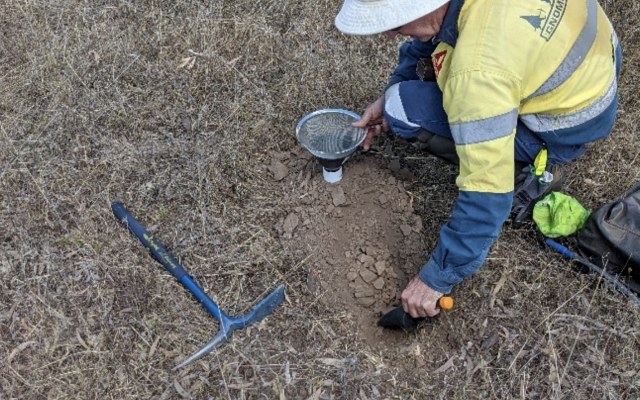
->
1, 0, 639, 398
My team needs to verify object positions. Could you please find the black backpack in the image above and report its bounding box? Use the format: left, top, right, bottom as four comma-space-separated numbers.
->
576, 182, 640, 294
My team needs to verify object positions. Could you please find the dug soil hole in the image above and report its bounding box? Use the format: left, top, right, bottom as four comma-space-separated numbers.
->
278, 156, 429, 347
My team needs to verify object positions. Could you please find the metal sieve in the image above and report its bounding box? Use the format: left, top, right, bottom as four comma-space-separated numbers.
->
295, 109, 366, 161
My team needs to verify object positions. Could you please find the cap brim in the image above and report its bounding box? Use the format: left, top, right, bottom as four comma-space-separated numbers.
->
335, 0, 449, 35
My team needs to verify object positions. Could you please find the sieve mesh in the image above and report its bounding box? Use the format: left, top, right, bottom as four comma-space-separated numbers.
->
296, 109, 365, 160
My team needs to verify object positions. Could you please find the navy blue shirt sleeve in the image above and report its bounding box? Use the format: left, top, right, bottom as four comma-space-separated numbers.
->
418, 190, 513, 293
385, 39, 437, 91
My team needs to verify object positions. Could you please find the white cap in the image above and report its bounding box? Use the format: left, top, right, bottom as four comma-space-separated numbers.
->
322, 167, 343, 184
335, 0, 450, 36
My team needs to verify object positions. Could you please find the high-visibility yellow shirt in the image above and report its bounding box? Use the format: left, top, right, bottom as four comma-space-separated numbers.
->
436, 0, 616, 194
385, 0, 618, 293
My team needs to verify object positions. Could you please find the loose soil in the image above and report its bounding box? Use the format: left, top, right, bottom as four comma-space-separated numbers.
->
277, 155, 428, 346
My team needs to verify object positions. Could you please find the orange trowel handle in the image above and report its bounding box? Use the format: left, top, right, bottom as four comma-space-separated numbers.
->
377, 296, 454, 329
438, 296, 454, 310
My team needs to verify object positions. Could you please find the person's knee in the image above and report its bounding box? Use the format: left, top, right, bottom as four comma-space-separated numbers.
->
384, 82, 422, 138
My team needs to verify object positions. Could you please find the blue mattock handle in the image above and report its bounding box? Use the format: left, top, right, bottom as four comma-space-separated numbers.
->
544, 238, 640, 305
111, 201, 228, 322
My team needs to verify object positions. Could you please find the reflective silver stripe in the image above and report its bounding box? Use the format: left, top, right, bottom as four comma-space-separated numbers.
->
520, 76, 617, 131
612, 29, 619, 61
527, 0, 597, 99
450, 109, 518, 145
384, 83, 420, 128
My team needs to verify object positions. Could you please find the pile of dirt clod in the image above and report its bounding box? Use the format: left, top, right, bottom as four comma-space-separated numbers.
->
275, 153, 429, 345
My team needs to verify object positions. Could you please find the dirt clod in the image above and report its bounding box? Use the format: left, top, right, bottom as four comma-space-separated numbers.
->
269, 158, 289, 181
373, 277, 385, 290
328, 186, 347, 206
400, 224, 413, 237
360, 269, 378, 283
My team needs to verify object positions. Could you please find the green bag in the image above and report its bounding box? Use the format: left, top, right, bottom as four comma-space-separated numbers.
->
533, 192, 590, 238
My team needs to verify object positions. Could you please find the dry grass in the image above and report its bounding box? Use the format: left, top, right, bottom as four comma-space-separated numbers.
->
1, 0, 639, 399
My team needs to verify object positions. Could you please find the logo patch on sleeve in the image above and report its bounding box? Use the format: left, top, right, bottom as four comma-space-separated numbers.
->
432, 50, 447, 77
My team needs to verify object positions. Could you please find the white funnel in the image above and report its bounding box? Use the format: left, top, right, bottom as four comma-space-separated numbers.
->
295, 109, 366, 183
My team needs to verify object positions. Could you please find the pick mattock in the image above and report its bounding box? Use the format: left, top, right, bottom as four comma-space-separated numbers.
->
111, 201, 286, 370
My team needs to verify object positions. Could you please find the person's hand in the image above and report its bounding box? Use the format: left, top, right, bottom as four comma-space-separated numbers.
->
353, 95, 388, 150
401, 276, 444, 318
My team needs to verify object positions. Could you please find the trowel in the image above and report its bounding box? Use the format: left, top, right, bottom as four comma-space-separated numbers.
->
378, 296, 454, 330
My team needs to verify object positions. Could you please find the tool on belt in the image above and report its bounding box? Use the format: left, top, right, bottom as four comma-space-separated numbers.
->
512, 149, 563, 228
111, 202, 286, 369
